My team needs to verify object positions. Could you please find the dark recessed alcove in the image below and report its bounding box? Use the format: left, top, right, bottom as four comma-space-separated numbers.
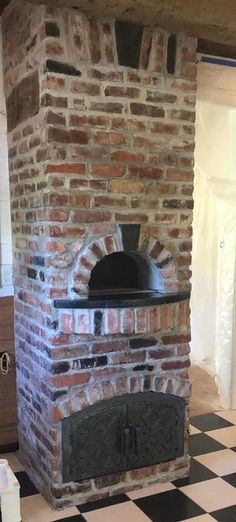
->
120, 224, 140, 251
88, 251, 161, 298
167, 34, 177, 74
89, 252, 138, 293
115, 20, 144, 68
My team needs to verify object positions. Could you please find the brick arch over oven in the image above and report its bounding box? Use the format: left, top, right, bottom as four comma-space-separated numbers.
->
68, 229, 178, 298
52, 374, 191, 421
141, 235, 179, 293
69, 233, 122, 298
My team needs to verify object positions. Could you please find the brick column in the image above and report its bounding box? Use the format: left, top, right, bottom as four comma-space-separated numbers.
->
2, 0, 197, 508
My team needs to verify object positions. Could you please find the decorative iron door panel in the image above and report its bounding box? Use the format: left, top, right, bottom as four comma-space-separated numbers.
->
62, 392, 185, 483
62, 399, 128, 482
127, 393, 185, 470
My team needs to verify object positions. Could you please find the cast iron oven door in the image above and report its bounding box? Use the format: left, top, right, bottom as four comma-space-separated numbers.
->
62, 392, 185, 483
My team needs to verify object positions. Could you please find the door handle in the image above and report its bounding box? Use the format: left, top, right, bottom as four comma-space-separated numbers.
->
135, 426, 141, 455
0, 352, 11, 375
122, 426, 130, 457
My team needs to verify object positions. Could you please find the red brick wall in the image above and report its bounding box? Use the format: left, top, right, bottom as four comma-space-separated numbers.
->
2, 0, 197, 508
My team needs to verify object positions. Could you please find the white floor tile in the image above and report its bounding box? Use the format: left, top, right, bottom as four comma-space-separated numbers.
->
128, 481, 176, 500
20, 494, 79, 522
83, 501, 151, 522
195, 449, 236, 476
180, 477, 236, 512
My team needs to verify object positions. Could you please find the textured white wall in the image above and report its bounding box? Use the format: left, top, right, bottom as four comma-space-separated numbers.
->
191, 60, 236, 407
0, 21, 13, 296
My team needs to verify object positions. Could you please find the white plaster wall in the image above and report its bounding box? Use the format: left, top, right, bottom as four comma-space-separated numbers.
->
191, 60, 236, 407
0, 22, 13, 296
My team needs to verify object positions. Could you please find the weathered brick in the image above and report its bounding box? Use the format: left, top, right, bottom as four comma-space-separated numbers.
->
140, 28, 153, 69
72, 81, 100, 96
165, 168, 193, 181
92, 164, 125, 178
170, 109, 195, 122
94, 195, 128, 208
73, 210, 112, 223
88, 18, 101, 63
105, 86, 140, 98
150, 122, 178, 135
115, 213, 148, 223
41, 74, 65, 91
129, 166, 162, 179
7, 70, 39, 131
112, 151, 145, 163
69, 130, 90, 144
41, 93, 68, 108
93, 131, 125, 145
45, 163, 86, 175
161, 359, 190, 371
91, 341, 127, 354
102, 22, 115, 64
90, 102, 123, 113
88, 69, 123, 82
49, 372, 90, 387
130, 103, 165, 118
110, 179, 144, 194
47, 127, 69, 143
162, 334, 191, 345
146, 91, 177, 104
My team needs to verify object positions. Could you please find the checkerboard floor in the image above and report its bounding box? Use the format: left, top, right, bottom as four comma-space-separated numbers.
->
0, 410, 236, 522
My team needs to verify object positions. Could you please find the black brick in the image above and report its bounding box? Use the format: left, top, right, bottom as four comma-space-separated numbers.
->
51, 361, 70, 374
32, 255, 45, 267
51, 390, 67, 401
45, 21, 60, 38
115, 20, 143, 69
129, 337, 157, 349
120, 224, 140, 251
39, 270, 45, 282
94, 310, 103, 335
80, 356, 107, 369
27, 267, 37, 280
133, 364, 154, 372
6, 70, 39, 132
45, 59, 81, 77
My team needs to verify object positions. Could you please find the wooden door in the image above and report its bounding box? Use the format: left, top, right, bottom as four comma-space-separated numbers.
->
0, 297, 17, 448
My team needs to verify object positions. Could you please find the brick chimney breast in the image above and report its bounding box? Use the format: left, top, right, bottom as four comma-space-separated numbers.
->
2, 0, 196, 508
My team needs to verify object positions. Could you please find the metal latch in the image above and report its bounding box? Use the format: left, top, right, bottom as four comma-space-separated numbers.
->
0, 352, 11, 375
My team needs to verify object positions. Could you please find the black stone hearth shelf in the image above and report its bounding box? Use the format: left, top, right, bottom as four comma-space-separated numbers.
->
54, 291, 190, 310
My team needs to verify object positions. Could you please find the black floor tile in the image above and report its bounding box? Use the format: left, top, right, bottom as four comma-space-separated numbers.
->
211, 505, 236, 522
190, 413, 233, 432
79, 493, 129, 513
222, 472, 236, 487
57, 515, 86, 522
172, 458, 218, 487
15, 470, 38, 498
134, 489, 204, 522
189, 433, 226, 457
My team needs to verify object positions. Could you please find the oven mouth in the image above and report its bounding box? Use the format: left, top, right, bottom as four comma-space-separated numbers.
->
88, 251, 162, 298
88, 288, 159, 299
54, 248, 190, 309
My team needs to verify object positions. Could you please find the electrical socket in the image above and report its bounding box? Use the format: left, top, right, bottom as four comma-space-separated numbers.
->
0, 265, 12, 287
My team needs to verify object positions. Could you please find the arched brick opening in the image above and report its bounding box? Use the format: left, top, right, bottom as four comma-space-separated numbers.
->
53, 374, 191, 421
68, 231, 178, 298
144, 237, 179, 293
